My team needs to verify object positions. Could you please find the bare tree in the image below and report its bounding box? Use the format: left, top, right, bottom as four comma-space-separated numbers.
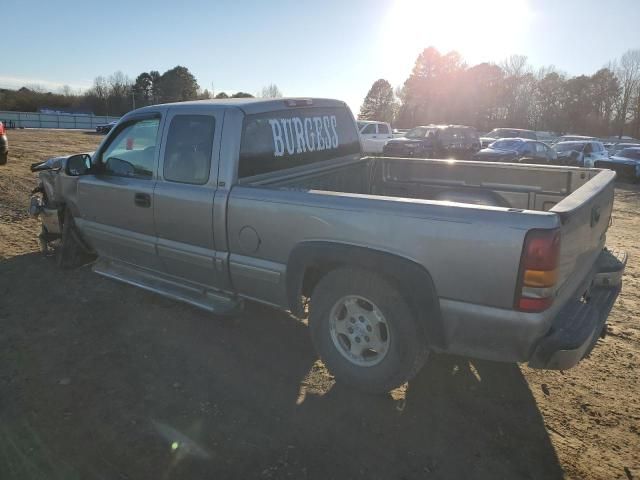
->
25, 84, 46, 93
614, 49, 640, 137
108, 71, 133, 113
259, 84, 283, 98
501, 55, 530, 78
93, 76, 109, 101
500, 55, 534, 127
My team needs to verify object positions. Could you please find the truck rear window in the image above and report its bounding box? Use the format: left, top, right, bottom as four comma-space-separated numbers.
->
239, 107, 360, 178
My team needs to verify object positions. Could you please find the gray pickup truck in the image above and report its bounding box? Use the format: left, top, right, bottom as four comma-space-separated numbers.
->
29, 98, 626, 393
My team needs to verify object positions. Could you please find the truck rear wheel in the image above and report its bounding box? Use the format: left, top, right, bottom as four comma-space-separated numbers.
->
308, 268, 429, 393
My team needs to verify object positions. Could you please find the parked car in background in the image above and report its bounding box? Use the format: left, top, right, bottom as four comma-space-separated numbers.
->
392, 128, 408, 138
553, 140, 608, 167
553, 135, 595, 144
479, 128, 537, 148
383, 124, 480, 160
357, 120, 393, 154
595, 147, 640, 182
0, 121, 8, 165
607, 142, 640, 157
536, 131, 558, 145
473, 138, 557, 164
96, 120, 118, 134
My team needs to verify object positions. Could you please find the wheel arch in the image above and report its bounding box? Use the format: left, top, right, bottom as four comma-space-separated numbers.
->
286, 241, 446, 349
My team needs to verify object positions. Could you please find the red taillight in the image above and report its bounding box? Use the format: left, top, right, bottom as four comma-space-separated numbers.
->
515, 228, 561, 312
0, 122, 4, 135
521, 229, 561, 271
518, 297, 554, 312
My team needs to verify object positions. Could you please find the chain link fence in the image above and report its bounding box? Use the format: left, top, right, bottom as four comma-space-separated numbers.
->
0, 111, 120, 130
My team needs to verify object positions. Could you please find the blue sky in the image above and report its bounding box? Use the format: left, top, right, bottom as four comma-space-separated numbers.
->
3, 0, 639, 112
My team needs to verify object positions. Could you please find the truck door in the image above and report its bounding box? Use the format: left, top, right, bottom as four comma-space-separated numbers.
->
153, 107, 229, 290
76, 114, 165, 272
375, 123, 393, 153
359, 123, 378, 153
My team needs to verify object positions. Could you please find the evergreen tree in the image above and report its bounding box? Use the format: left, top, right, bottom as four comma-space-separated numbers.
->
359, 79, 396, 123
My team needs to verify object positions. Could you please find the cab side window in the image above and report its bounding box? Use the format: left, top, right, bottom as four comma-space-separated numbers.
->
378, 124, 390, 134
101, 118, 160, 179
361, 124, 377, 134
163, 115, 215, 185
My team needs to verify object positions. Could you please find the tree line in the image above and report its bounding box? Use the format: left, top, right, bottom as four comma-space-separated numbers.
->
360, 47, 640, 138
0, 66, 283, 116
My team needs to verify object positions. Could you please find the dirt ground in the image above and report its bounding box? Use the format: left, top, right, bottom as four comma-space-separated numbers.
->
0, 129, 638, 480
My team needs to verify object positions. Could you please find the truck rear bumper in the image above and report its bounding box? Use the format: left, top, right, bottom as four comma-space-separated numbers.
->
527, 284, 620, 369
438, 248, 626, 366
528, 248, 626, 370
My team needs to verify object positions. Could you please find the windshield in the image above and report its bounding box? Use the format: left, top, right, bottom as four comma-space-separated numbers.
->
405, 127, 437, 138
405, 127, 427, 138
489, 139, 525, 151
618, 149, 640, 160
555, 142, 586, 153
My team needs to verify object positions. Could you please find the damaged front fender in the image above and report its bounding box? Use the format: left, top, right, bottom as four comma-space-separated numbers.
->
28, 152, 93, 251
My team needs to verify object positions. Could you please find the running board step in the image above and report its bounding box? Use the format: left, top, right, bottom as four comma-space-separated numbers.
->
93, 258, 242, 315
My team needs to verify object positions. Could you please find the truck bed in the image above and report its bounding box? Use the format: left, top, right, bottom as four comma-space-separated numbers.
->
248, 156, 600, 212
229, 156, 615, 363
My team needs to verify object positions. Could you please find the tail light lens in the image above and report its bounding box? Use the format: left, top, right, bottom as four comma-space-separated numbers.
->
515, 228, 561, 312
0, 121, 4, 135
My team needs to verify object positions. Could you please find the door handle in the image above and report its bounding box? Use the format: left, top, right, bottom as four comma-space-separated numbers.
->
134, 192, 151, 208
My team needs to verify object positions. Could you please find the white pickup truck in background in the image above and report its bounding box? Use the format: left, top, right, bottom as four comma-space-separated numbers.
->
357, 120, 393, 154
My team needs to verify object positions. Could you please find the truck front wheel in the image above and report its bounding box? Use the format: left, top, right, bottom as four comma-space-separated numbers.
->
57, 209, 93, 269
308, 268, 429, 393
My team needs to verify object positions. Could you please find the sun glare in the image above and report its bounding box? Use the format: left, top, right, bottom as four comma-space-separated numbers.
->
381, 0, 532, 79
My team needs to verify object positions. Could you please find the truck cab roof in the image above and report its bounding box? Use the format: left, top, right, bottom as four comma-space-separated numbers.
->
128, 98, 348, 117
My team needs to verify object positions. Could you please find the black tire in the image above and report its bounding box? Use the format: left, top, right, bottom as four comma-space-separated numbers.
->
0, 150, 7, 166
309, 267, 429, 394
56, 209, 91, 269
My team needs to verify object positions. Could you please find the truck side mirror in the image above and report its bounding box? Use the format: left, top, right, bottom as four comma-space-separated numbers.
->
66, 154, 91, 176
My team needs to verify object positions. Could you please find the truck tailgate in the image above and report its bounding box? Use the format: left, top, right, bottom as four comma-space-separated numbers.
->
551, 169, 616, 296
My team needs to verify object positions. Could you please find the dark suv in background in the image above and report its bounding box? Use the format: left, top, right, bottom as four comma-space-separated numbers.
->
0, 121, 8, 165
383, 125, 480, 160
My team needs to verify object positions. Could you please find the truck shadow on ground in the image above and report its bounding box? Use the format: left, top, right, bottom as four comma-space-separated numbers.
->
0, 252, 563, 480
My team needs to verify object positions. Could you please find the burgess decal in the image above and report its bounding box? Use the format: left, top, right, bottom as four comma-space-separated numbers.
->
269, 115, 339, 157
